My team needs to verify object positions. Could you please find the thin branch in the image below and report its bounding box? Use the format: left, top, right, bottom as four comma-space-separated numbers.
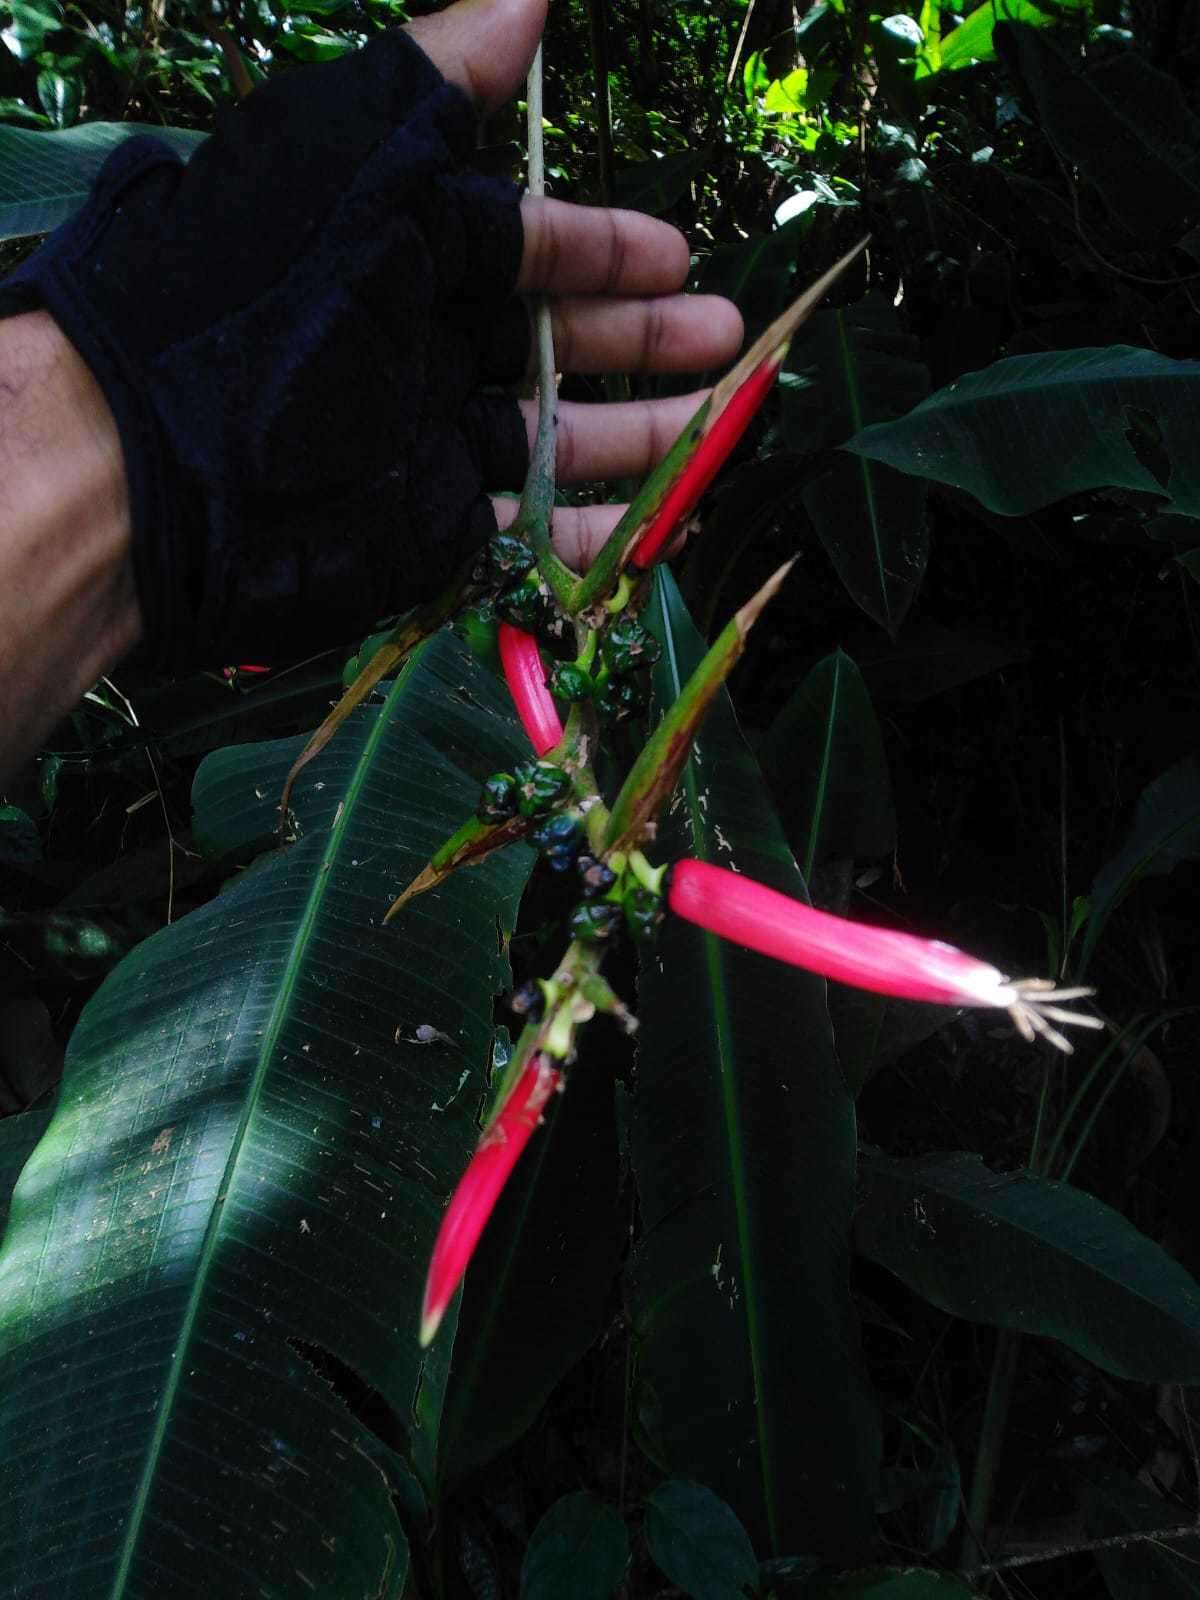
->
519, 47, 578, 607
583, 0, 615, 205
965, 1519, 1200, 1579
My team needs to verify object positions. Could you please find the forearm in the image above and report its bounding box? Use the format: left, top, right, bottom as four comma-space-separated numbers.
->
0, 311, 139, 785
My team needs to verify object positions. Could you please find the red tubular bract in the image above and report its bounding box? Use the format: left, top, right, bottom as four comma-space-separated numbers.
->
498, 623, 563, 756
420, 1053, 562, 1346
667, 858, 1015, 1009
630, 353, 784, 568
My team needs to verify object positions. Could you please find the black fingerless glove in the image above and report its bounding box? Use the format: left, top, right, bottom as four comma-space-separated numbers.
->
0, 31, 529, 668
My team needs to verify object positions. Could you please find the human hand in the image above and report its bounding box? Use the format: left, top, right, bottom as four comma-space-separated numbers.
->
407, 0, 743, 572
0, 0, 741, 668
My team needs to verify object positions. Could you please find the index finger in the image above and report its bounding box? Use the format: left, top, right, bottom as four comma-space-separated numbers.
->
518, 197, 691, 297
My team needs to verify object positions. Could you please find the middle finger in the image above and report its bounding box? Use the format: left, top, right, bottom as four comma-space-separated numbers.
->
549, 294, 743, 375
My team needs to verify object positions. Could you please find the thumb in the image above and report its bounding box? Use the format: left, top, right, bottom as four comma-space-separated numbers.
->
405, 0, 547, 114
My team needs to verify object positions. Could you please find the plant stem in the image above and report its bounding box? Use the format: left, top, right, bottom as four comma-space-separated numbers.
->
582, 0, 615, 206
960, 1327, 1023, 1573
520, 47, 579, 610
1057, 1018, 1165, 1183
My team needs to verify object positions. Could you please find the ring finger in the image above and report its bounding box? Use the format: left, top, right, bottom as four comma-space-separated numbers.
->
518, 390, 708, 484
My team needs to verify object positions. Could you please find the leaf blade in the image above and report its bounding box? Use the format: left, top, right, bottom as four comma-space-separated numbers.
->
0, 631, 533, 1595
627, 572, 879, 1561
0, 122, 205, 240
856, 1149, 1200, 1381
845, 347, 1200, 518
520, 1492, 628, 1600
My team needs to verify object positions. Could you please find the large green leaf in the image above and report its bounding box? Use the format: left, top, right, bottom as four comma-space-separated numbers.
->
628, 571, 879, 1562
844, 620, 1027, 705
759, 649, 895, 881
846, 347, 1200, 518
678, 454, 816, 636
933, 0, 1089, 74
0, 121, 205, 239
0, 630, 533, 1596
614, 148, 712, 215
0, 1102, 52, 1242
1, 0, 62, 61
1080, 754, 1200, 976
784, 302, 930, 634
694, 214, 831, 355
519, 1492, 629, 1600
995, 22, 1200, 243
643, 1479, 758, 1600
855, 1149, 1200, 1382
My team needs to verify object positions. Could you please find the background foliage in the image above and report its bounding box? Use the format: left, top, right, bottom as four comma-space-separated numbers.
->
1, 0, 1200, 1596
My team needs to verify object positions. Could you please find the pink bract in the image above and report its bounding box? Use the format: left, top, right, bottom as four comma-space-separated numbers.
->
668, 858, 1016, 1008
420, 1053, 562, 1346
631, 352, 784, 568
499, 623, 563, 756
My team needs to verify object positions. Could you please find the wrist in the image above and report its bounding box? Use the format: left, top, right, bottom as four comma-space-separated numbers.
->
0, 310, 139, 780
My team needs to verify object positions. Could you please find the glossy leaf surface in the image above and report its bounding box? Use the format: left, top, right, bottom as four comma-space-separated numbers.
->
0, 122, 204, 239
785, 301, 930, 634
519, 1492, 628, 1600
856, 1149, 1200, 1381
628, 571, 879, 1561
759, 648, 895, 881
0, 632, 532, 1596
996, 21, 1200, 242
935, 0, 1090, 74
844, 620, 1027, 705
614, 148, 712, 214
0, 1103, 52, 1243
643, 1479, 758, 1600
846, 347, 1200, 518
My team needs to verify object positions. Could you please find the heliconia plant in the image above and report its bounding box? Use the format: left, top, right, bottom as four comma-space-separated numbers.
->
391, 233, 1101, 1348
4, 34, 1196, 1600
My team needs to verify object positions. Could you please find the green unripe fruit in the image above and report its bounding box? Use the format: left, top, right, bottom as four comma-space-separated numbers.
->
596, 675, 649, 722
495, 576, 549, 631
477, 771, 519, 823
601, 616, 661, 677
513, 760, 573, 818
623, 885, 665, 944
482, 533, 537, 583
548, 662, 593, 702
567, 901, 624, 944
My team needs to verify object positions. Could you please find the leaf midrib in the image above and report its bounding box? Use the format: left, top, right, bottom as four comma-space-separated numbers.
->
836, 312, 891, 632
107, 648, 424, 1600
658, 606, 777, 1553
804, 652, 843, 883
